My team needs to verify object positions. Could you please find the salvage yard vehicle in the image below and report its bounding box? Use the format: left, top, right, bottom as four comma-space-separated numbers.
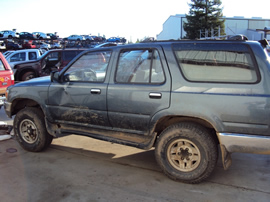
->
0, 30, 19, 39
13, 49, 85, 81
5, 49, 44, 68
4, 39, 270, 183
0, 52, 14, 107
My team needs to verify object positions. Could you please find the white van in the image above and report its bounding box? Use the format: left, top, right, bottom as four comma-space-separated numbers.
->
5, 49, 44, 68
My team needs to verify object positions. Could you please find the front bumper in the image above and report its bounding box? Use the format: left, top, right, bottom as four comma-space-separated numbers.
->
4, 101, 12, 118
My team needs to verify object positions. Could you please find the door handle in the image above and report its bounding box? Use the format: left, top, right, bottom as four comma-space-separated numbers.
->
149, 92, 162, 99
91, 88, 101, 94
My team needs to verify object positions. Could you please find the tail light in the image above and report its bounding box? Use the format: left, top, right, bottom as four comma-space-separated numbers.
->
10, 70, 14, 85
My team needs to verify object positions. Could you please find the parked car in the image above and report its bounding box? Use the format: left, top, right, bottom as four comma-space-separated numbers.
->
13, 49, 85, 81
0, 30, 19, 39
22, 41, 36, 49
106, 37, 121, 42
82, 35, 94, 42
120, 37, 127, 43
0, 52, 14, 107
5, 39, 270, 184
32, 32, 49, 40
3, 50, 15, 57
66, 35, 85, 41
19, 32, 37, 40
5, 49, 43, 68
90, 35, 105, 42
47, 33, 58, 40
33, 42, 51, 50
6, 42, 22, 50
50, 42, 62, 49
0, 41, 5, 50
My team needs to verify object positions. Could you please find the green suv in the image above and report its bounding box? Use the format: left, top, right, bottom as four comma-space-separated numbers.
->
4, 39, 270, 183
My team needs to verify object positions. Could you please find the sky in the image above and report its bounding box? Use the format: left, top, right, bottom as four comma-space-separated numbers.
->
1, 0, 270, 42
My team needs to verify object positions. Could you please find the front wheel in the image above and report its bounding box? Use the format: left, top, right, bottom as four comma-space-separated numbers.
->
155, 122, 218, 184
14, 107, 53, 152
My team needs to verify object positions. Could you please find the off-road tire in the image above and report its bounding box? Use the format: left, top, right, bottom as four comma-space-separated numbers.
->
14, 107, 53, 152
155, 122, 218, 184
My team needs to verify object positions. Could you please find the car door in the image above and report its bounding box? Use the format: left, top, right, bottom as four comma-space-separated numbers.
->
48, 50, 112, 128
107, 46, 171, 134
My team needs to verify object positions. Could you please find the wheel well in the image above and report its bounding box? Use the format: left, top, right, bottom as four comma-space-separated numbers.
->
16, 68, 36, 81
11, 98, 41, 116
153, 116, 219, 145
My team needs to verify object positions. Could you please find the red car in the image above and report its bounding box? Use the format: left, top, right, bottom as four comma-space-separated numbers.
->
0, 52, 14, 106
22, 40, 36, 49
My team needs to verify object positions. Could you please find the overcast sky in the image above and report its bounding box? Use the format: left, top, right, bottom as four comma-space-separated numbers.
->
1, 0, 269, 42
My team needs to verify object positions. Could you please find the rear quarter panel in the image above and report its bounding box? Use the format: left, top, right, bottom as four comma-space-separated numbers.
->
151, 42, 270, 136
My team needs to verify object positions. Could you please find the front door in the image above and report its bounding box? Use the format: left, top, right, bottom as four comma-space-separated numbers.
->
48, 50, 112, 128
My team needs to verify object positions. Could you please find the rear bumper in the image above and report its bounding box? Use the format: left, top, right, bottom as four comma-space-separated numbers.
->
217, 133, 270, 155
0, 96, 5, 108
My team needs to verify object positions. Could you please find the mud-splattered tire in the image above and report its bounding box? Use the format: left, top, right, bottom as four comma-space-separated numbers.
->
14, 107, 53, 152
155, 122, 218, 184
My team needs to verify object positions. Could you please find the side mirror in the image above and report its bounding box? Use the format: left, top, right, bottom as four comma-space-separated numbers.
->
50, 71, 59, 82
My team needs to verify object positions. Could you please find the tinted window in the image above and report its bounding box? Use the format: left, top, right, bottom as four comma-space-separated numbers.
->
45, 52, 59, 61
28, 52, 37, 60
63, 51, 78, 61
173, 43, 258, 83
115, 49, 165, 84
10, 53, 26, 62
65, 51, 111, 82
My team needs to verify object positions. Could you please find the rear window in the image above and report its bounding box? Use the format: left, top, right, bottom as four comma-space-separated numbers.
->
173, 43, 259, 83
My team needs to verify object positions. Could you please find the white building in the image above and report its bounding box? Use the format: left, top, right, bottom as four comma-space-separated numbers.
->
157, 14, 270, 40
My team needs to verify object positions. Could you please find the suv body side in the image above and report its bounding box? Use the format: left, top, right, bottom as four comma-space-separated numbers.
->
46, 41, 270, 153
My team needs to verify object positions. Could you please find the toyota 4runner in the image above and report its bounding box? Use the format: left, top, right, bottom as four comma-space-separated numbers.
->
4, 39, 270, 183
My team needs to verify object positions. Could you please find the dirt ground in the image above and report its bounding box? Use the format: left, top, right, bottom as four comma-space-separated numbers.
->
0, 107, 270, 202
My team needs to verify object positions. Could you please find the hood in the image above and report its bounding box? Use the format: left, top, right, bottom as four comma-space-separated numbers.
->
14, 76, 51, 87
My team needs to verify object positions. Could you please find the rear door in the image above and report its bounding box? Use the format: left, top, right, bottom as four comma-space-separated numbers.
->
107, 45, 171, 134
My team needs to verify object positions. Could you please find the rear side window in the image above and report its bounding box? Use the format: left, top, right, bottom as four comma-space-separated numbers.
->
173, 43, 258, 83
115, 49, 165, 84
28, 52, 37, 60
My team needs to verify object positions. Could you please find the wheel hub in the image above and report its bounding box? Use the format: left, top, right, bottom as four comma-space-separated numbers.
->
19, 119, 38, 144
167, 139, 201, 172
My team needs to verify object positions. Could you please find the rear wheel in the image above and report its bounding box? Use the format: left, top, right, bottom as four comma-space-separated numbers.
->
14, 107, 53, 152
155, 122, 218, 184
21, 71, 36, 81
